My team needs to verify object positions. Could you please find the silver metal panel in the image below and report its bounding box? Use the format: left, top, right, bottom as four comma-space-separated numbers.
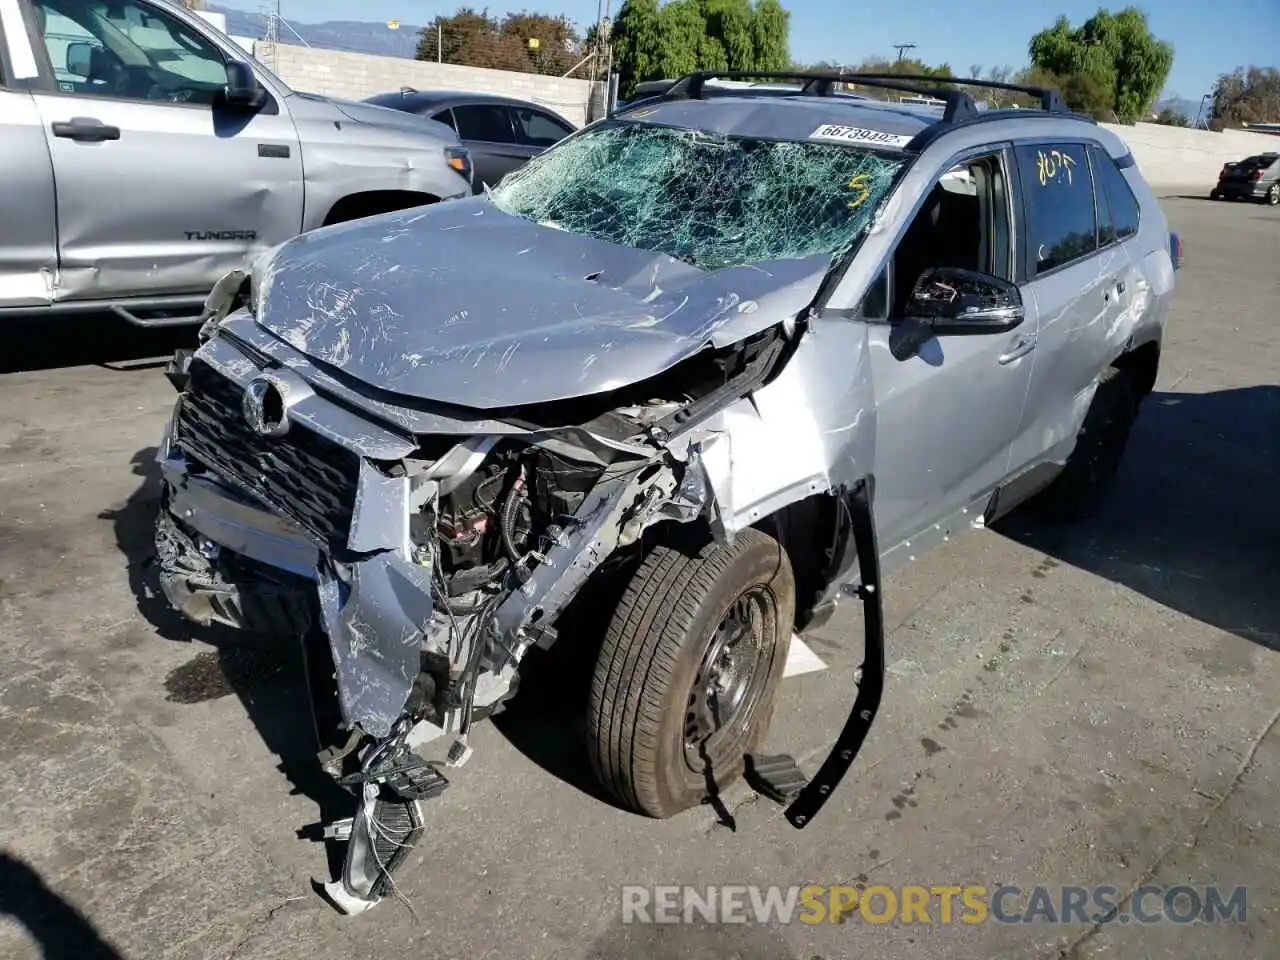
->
0, 89, 57, 307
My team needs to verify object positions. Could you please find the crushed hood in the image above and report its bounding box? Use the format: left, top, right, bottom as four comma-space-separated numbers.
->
253, 195, 829, 409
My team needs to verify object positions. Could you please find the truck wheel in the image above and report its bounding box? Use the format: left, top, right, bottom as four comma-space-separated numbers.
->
587, 527, 795, 819
1031, 365, 1136, 521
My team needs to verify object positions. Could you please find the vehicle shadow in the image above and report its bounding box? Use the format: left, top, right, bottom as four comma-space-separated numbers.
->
490, 572, 635, 811
102, 447, 353, 878
0, 851, 125, 959
996, 385, 1280, 651
0, 313, 197, 375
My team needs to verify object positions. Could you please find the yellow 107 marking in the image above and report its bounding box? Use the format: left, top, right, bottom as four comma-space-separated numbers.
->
1036, 149, 1075, 186
847, 173, 872, 208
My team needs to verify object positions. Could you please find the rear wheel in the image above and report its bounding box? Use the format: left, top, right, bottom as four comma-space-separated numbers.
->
1030, 365, 1136, 521
587, 527, 795, 819
1266, 183, 1280, 206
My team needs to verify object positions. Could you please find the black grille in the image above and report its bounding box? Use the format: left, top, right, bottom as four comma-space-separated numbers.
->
175, 360, 360, 548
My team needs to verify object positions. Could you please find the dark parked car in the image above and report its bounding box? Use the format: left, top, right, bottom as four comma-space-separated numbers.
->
1210, 152, 1280, 204
365, 89, 577, 192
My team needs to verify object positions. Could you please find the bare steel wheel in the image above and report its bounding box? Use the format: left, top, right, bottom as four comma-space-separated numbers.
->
587, 527, 795, 818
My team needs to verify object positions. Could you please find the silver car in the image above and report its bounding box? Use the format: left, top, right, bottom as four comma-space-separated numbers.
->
0, 0, 472, 326
151, 70, 1181, 913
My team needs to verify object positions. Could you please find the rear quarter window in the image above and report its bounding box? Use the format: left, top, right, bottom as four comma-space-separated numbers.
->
1090, 146, 1140, 244
1014, 143, 1098, 275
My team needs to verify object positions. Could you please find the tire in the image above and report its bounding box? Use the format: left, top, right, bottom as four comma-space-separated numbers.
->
587, 527, 795, 819
1031, 365, 1137, 521
1266, 183, 1280, 206
1210, 190, 1220, 200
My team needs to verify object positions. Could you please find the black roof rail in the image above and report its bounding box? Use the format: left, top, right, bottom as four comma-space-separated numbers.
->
655, 70, 1075, 125
660, 70, 979, 122
844, 73, 1071, 114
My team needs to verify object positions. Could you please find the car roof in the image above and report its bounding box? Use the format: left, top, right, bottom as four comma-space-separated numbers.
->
616, 93, 1093, 154
367, 89, 564, 115
616, 95, 938, 145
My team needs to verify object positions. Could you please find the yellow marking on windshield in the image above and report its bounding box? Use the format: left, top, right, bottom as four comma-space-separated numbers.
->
847, 173, 872, 208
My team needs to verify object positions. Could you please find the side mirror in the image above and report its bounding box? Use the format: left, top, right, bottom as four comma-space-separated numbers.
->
223, 61, 264, 108
66, 42, 94, 79
905, 266, 1024, 334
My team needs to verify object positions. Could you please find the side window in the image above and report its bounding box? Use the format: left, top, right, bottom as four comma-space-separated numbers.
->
452, 104, 516, 144
513, 107, 572, 148
429, 108, 457, 132
31, 0, 226, 104
889, 152, 1010, 317
1090, 146, 1140, 243
1014, 143, 1097, 275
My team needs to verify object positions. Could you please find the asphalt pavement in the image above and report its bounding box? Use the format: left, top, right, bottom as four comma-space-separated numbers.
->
1, 196, 1277, 960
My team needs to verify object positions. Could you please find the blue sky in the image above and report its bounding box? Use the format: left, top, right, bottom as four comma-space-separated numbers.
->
219, 0, 1279, 100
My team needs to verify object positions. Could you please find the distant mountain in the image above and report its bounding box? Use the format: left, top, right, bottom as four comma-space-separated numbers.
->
1155, 96, 1204, 124
207, 4, 424, 59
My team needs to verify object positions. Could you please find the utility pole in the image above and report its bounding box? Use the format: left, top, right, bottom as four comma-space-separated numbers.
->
892, 42, 916, 62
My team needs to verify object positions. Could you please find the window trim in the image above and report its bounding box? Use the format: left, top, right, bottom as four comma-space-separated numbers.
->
451, 101, 518, 145
1013, 137, 1101, 282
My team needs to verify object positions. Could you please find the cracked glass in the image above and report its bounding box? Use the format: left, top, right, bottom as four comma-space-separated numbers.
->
487, 120, 905, 271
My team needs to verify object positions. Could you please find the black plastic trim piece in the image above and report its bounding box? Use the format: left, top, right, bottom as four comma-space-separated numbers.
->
783, 477, 885, 828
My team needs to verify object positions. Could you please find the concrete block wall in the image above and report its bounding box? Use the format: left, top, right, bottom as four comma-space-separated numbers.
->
256, 42, 601, 128
1100, 122, 1279, 192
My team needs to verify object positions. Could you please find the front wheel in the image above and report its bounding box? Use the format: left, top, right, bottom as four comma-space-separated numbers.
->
587, 527, 795, 819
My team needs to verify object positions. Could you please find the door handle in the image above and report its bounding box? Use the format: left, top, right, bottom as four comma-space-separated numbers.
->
998, 333, 1037, 364
1116, 280, 1126, 294
52, 119, 121, 142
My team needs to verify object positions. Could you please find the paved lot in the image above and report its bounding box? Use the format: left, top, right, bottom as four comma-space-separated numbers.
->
1, 197, 1277, 960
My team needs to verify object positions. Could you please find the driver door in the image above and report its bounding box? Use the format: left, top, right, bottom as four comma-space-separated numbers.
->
864, 147, 1038, 555
23, 0, 302, 303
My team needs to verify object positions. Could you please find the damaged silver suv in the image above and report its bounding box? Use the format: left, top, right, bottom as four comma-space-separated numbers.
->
152, 71, 1182, 914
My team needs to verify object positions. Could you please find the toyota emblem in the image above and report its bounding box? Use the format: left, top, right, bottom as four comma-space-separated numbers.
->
242, 375, 291, 437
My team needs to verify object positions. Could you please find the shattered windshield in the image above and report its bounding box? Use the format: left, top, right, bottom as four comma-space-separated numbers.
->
487, 121, 905, 271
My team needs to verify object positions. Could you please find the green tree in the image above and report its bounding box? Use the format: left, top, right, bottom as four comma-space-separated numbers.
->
657, 0, 706, 78
417, 8, 532, 72
1028, 7, 1174, 123
1210, 66, 1280, 130
611, 0, 662, 98
750, 0, 791, 72
611, 0, 792, 97
1153, 108, 1189, 127
500, 11, 579, 75
702, 0, 754, 71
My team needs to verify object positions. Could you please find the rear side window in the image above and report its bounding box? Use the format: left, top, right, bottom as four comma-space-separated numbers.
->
430, 108, 457, 131
1090, 146, 1140, 245
452, 104, 515, 143
1015, 143, 1097, 275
